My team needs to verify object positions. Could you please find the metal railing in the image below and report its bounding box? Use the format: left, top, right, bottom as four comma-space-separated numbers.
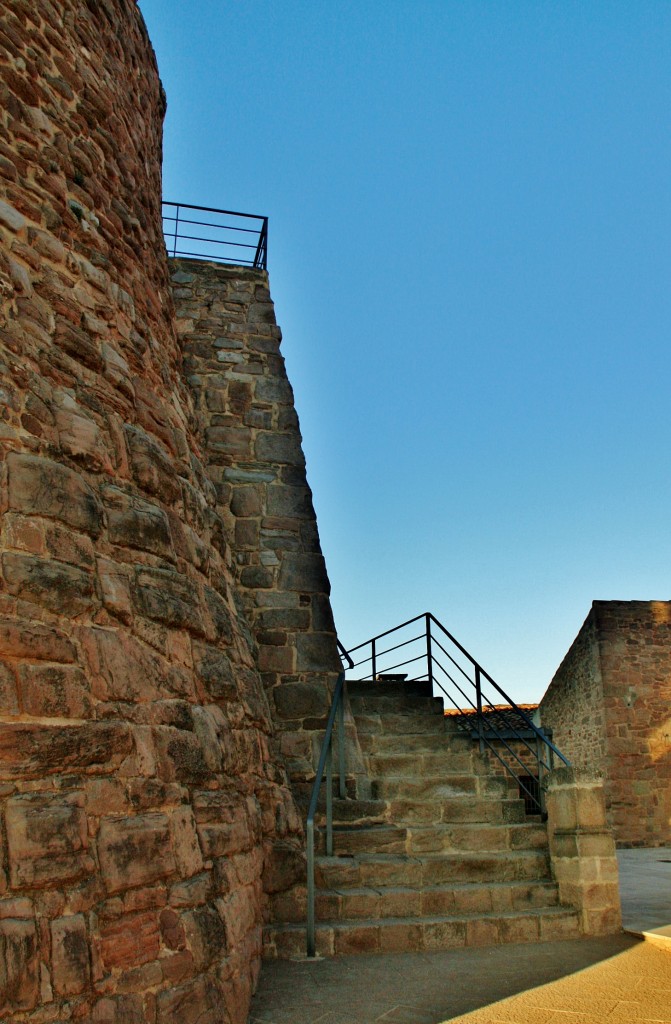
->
304, 615, 569, 955
162, 201, 268, 269
345, 612, 569, 814
305, 642, 353, 958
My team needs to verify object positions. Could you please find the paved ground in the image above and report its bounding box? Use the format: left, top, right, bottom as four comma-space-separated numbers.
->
250, 848, 671, 1024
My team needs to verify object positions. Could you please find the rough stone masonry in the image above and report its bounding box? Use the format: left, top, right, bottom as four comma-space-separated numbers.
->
0, 1, 339, 1021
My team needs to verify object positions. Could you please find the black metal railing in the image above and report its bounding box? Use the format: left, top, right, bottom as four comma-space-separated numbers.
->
162, 201, 268, 269
345, 612, 569, 815
305, 641, 354, 958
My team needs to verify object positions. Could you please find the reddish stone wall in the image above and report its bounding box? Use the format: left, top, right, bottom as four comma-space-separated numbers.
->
0, 3, 302, 1021
539, 602, 671, 847
171, 260, 342, 806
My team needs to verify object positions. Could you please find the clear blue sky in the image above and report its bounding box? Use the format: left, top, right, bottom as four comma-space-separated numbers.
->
138, 0, 671, 703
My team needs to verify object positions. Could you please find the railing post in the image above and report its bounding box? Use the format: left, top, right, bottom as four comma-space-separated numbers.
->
475, 665, 485, 753
425, 613, 433, 688
371, 638, 377, 682
172, 203, 179, 257
306, 818, 315, 957
338, 682, 346, 799
536, 732, 546, 813
326, 740, 333, 857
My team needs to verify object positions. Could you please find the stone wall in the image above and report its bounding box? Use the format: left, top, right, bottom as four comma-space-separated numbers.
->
0, 2, 304, 1021
170, 260, 343, 805
539, 601, 671, 847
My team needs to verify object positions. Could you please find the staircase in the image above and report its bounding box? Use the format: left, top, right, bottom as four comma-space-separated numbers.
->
264, 676, 581, 958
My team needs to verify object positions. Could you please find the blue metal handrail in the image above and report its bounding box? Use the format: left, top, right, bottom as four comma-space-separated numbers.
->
345, 612, 570, 812
305, 641, 354, 957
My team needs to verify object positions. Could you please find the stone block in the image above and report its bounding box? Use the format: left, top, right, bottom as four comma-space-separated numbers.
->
154, 726, 211, 785
255, 431, 304, 466
156, 974, 223, 1024
230, 486, 261, 517
17, 663, 92, 718
273, 681, 329, 721
201, 585, 233, 644
0, 662, 19, 716
169, 807, 204, 879
0, 917, 38, 1013
99, 910, 160, 970
82, 627, 193, 703
183, 905, 227, 970
266, 485, 312, 518
0, 616, 75, 662
92, 994, 146, 1023
97, 814, 176, 894
7, 452, 103, 536
6, 793, 93, 887
159, 908, 186, 950
123, 425, 181, 503
104, 485, 174, 558
97, 557, 133, 623
0, 720, 131, 780
1, 552, 95, 616
51, 914, 89, 995
296, 632, 339, 672
134, 566, 204, 636
278, 552, 330, 593
192, 643, 238, 702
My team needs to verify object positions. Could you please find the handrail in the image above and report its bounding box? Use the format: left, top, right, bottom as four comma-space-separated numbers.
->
343, 612, 569, 813
306, 670, 347, 957
162, 201, 268, 269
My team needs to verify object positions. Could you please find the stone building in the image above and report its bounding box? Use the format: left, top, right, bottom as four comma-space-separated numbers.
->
538, 600, 671, 847
0, 2, 625, 1022
0, 1, 340, 1020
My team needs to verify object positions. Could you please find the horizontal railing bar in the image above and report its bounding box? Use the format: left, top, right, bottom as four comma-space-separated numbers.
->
345, 614, 427, 655
162, 215, 260, 234
371, 632, 425, 663
163, 200, 267, 221
375, 652, 425, 675
169, 249, 256, 265
172, 232, 257, 250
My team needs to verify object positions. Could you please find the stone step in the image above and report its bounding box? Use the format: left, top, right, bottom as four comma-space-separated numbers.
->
315, 849, 551, 889
370, 774, 510, 801
270, 879, 561, 924
367, 750, 477, 776
348, 694, 445, 715
314, 798, 388, 826
386, 796, 526, 825
362, 732, 473, 754
317, 821, 548, 857
347, 680, 434, 700
263, 906, 581, 959
353, 711, 450, 735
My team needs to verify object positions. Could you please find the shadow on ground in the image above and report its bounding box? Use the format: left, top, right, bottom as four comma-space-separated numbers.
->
250, 934, 641, 1024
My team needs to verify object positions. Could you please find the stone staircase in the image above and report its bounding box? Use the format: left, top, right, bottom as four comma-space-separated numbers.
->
264, 679, 581, 958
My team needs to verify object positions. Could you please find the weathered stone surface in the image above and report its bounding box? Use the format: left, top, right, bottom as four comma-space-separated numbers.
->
134, 567, 204, 635
0, 917, 39, 1013
99, 910, 160, 970
156, 974, 223, 1024
81, 627, 192, 702
0, 662, 19, 716
124, 425, 181, 503
2, 551, 95, 616
278, 552, 330, 593
182, 905, 226, 969
7, 452, 104, 537
98, 814, 176, 893
6, 793, 93, 887
0, 721, 132, 779
273, 682, 330, 721
17, 663, 92, 718
51, 914, 90, 995
104, 486, 174, 558
0, 616, 75, 662
255, 431, 305, 466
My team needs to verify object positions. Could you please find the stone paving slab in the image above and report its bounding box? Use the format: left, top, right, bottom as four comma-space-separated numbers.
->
249, 935, 640, 1023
